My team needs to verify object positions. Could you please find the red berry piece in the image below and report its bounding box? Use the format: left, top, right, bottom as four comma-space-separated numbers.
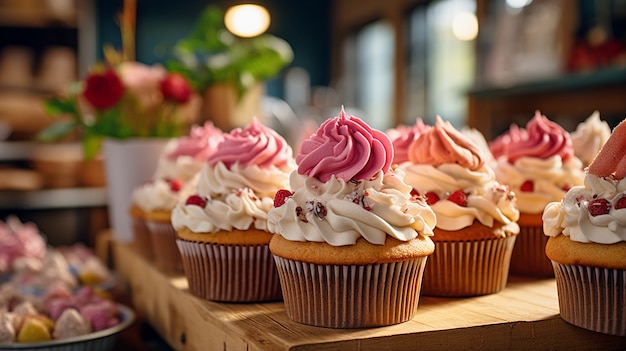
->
185, 195, 207, 207
562, 184, 572, 191
520, 180, 534, 192
447, 190, 467, 207
425, 191, 440, 205
615, 196, 626, 210
410, 188, 420, 200
588, 198, 611, 216
167, 178, 183, 192
274, 189, 293, 207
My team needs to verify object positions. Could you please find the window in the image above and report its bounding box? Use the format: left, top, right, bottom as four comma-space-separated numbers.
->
334, 0, 477, 129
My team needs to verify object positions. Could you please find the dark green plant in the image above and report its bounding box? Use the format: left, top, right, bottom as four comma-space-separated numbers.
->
167, 5, 294, 100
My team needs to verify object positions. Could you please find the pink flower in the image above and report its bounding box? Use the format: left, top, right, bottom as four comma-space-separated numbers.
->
117, 61, 167, 109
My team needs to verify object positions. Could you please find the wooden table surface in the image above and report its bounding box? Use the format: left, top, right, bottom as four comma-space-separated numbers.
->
113, 242, 626, 351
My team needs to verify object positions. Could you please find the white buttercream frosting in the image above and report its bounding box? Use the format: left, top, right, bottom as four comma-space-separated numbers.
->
493, 155, 584, 214
571, 111, 610, 167
401, 163, 520, 233
543, 174, 626, 244
267, 169, 436, 246
171, 162, 293, 233
132, 175, 198, 212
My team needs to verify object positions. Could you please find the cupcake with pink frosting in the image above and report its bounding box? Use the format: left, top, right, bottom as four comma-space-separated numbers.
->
129, 121, 223, 271
267, 109, 436, 328
489, 111, 584, 277
398, 116, 519, 297
172, 118, 294, 302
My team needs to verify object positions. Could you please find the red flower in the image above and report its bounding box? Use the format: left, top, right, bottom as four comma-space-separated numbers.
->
160, 73, 192, 104
82, 69, 125, 109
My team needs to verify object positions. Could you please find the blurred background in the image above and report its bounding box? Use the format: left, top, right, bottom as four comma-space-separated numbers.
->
0, 0, 625, 246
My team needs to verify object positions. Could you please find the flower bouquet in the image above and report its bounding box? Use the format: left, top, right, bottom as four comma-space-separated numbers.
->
39, 58, 200, 160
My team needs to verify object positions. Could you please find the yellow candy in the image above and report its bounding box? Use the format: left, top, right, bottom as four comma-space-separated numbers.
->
17, 317, 52, 343
78, 271, 105, 286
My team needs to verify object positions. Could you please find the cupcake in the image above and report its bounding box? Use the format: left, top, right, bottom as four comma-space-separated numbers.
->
267, 108, 437, 328
489, 111, 584, 277
172, 118, 294, 302
399, 116, 519, 297
131, 122, 223, 272
542, 118, 626, 336
570, 110, 610, 168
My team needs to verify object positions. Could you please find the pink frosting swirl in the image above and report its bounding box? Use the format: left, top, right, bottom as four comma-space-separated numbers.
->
165, 122, 224, 161
489, 111, 574, 163
296, 108, 393, 182
206, 118, 293, 170
408, 116, 485, 170
387, 118, 431, 164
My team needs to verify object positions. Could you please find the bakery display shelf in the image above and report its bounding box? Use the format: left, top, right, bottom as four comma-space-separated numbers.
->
469, 66, 626, 98
0, 187, 107, 209
113, 242, 626, 351
0, 6, 77, 28
0, 141, 36, 161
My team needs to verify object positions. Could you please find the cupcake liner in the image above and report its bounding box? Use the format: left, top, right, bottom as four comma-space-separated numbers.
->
552, 262, 626, 336
509, 224, 554, 277
131, 218, 153, 260
176, 239, 282, 302
421, 236, 516, 297
273, 256, 428, 328
145, 221, 184, 274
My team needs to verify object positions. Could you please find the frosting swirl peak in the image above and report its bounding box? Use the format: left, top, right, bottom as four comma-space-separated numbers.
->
490, 111, 574, 163
387, 118, 431, 165
408, 116, 485, 171
164, 122, 223, 161
296, 108, 393, 182
206, 118, 293, 170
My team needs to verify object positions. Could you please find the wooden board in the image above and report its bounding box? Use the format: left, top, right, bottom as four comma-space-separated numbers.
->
113, 243, 626, 351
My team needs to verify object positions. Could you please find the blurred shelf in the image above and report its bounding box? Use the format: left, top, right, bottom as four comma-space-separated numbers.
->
0, 141, 36, 161
468, 67, 626, 140
0, 187, 107, 209
0, 5, 77, 27
114, 242, 626, 351
469, 66, 626, 98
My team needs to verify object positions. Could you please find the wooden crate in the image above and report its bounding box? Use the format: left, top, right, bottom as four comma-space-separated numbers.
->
113, 243, 626, 351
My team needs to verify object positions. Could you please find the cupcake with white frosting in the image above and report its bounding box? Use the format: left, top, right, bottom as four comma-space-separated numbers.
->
543, 118, 626, 336
267, 109, 436, 328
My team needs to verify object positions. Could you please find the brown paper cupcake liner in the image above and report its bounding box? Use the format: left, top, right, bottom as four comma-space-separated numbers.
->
509, 225, 554, 277
131, 218, 153, 260
273, 256, 428, 328
146, 221, 184, 274
176, 239, 282, 302
421, 236, 516, 297
552, 262, 626, 336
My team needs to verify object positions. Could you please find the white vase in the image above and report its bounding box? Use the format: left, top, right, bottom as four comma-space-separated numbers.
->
103, 138, 170, 242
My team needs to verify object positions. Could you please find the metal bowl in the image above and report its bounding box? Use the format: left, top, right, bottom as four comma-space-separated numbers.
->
0, 304, 135, 351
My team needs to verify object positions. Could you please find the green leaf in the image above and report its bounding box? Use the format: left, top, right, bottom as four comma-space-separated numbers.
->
44, 98, 78, 117
36, 120, 78, 142
82, 135, 103, 160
